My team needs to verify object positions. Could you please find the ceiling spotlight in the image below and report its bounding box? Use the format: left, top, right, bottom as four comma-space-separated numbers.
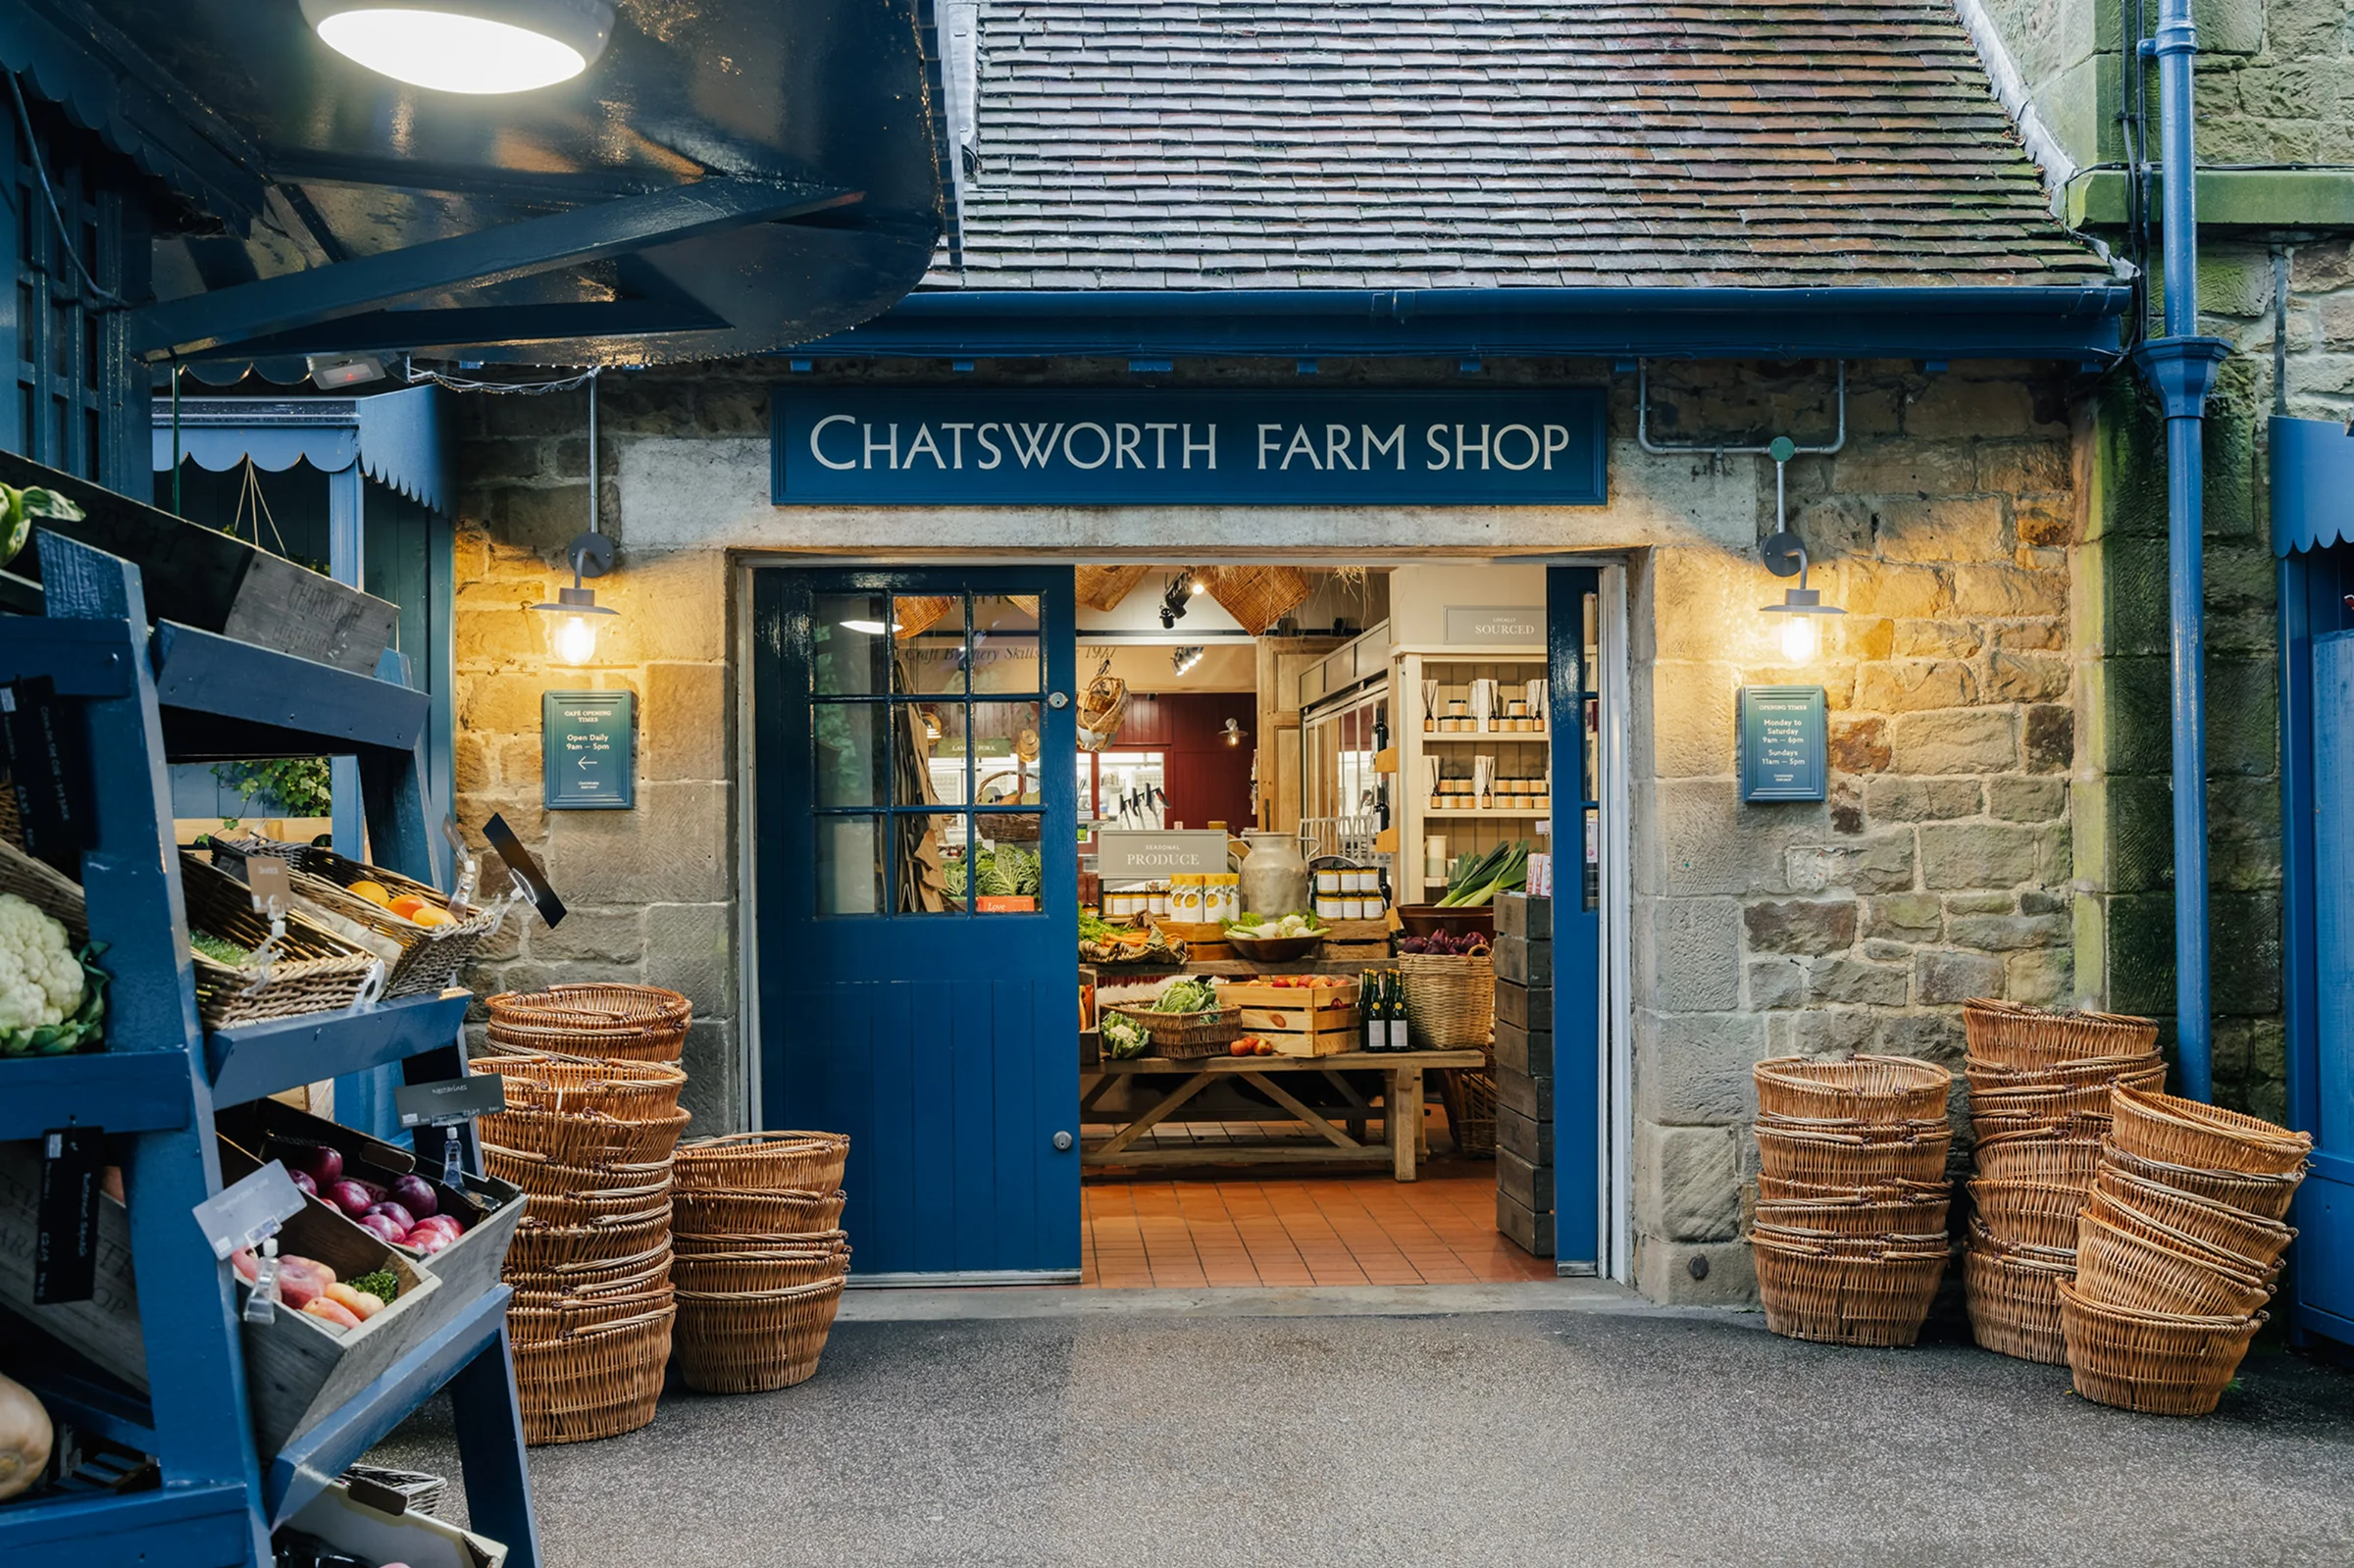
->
1159, 572, 1194, 630
1171, 645, 1204, 676
306, 351, 387, 389
300, 0, 615, 94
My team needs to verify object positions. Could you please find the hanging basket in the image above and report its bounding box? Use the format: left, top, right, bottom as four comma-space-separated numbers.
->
1077, 669, 1131, 753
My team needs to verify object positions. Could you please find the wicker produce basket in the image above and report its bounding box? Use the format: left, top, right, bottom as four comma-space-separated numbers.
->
486, 984, 692, 1060
1756, 1174, 1949, 1203
1756, 1112, 1951, 1140
179, 851, 384, 1030
2073, 1211, 2274, 1318
469, 1052, 690, 1118
2082, 1191, 2283, 1282
503, 1239, 673, 1298
1972, 1130, 2107, 1188
1750, 1230, 1951, 1347
1447, 1068, 1497, 1156
476, 1105, 691, 1169
1399, 952, 1495, 1052
2109, 1086, 2314, 1178
672, 1238, 850, 1294
506, 1282, 674, 1341
674, 1188, 848, 1239
1962, 1000, 2161, 1069
1968, 1178, 2093, 1252
511, 1301, 676, 1444
0, 833, 86, 945
2099, 1143, 2302, 1221
1754, 1124, 1954, 1187
1965, 1240, 2073, 1365
512, 1174, 678, 1229
2092, 1166, 2296, 1268
221, 836, 498, 999
485, 1143, 675, 1197
675, 1277, 848, 1394
1753, 1194, 1951, 1239
1970, 1079, 2135, 1128
675, 1131, 851, 1194
1754, 1055, 1952, 1123
1105, 1004, 1240, 1058
2057, 1279, 2264, 1416
505, 1204, 676, 1273
1965, 1055, 2165, 1092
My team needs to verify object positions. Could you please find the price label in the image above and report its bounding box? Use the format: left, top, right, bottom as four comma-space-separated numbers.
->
394, 1074, 508, 1130
190, 1161, 308, 1260
244, 855, 290, 911
34, 1126, 102, 1305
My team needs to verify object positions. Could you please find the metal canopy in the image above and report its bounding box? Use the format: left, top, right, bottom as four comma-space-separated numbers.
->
152, 387, 450, 513
6, 0, 945, 366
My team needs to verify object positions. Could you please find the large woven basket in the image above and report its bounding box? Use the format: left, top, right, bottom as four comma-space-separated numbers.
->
506, 1283, 673, 1342
2109, 1086, 2313, 1178
1961, 1000, 2161, 1070
221, 836, 498, 999
2057, 1279, 2264, 1417
1754, 1124, 1953, 1187
477, 1104, 691, 1168
505, 1204, 675, 1273
675, 1188, 848, 1239
1399, 952, 1495, 1052
2082, 1190, 2283, 1283
1970, 1079, 2134, 1129
0, 834, 86, 944
1753, 1194, 1951, 1239
485, 1143, 675, 1197
486, 984, 692, 1059
511, 1302, 676, 1444
1754, 1055, 1952, 1123
2073, 1210, 2274, 1318
1968, 1178, 2089, 1252
470, 1052, 689, 1118
180, 850, 383, 1030
1106, 1004, 1239, 1058
2092, 1166, 2295, 1268
1447, 1068, 1497, 1156
675, 1132, 850, 1194
1750, 1231, 1951, 1347
1756, 1174, 1949, 1204
1964, 1240, 2073, 1365
1756, 1112, 1949, 1141
1965, 1055, 2165, 1092
672, 1238, 850, 1294
675, 1277, 848, 1394
1972, 1130, 2106, 1189
504, 1239, 673, 1298
2099, 1142, 2302, 1221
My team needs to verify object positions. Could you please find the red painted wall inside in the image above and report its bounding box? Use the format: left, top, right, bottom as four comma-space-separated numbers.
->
1116, 692, 1256, 829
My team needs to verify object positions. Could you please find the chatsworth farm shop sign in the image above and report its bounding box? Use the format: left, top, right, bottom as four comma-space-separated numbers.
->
772, 389, 1607, 505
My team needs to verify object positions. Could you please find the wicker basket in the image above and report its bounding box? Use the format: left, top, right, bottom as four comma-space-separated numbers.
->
675, 1132, 850, 1194
1972, 1130, 2107, 1188
1197, 564, 1313, 634
1968, 1178, 2092, 1252
1970, 1079, 2134, 1128
485, 1143, 675, 1197
476, 1105, 691, 1169
672, 1239, 850, 1294
1399, 952, 1495, 1052
511, 1302, 676, 1444
469, 1052, 689, 1118
179, 850, 384, 1030
2098, 1143, 2302, 1222
675, 1277, 848, 1394
2081, 1191, 2284, 1282
1106, 1004, 1240, 1058
1447, 1068, 1497, 1156
1754, 1124, 1953, 1187
1965, 1055, 2165, 1092
2092, 1166, 2296, 1268
221, 836, 499, 999
675, 1189, 848, 1239
486, 984, 692, 1059
2057, 1279, 2264, 1417
506, 1283, 674, 1342
488, 1016, 687, 1064
1754, 1055, 1952, 1123
0, 834, 86, 945
2109, 1086, 2314, 1178
504, 1239, 673, 1297
1752, 1194, 1951, 1239
512, 1176, 676, 1229
1756, 1174, 1949, 1203
1970, 1110, 2114, 1142
2073, 1210, 2274, 1318
1965, 1240, 2073, 1365
1962, 1000, 2161, 1070
1756, 1112, 1951, 1140
1750, 1230, 1951, 1347
504, 1205, 675, 1274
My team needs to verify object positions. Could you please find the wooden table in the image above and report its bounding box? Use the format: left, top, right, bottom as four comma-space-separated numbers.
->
1080, 1049, 1486, 1180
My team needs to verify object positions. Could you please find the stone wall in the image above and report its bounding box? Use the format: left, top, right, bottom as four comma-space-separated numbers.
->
1627, 361, 2079, 1303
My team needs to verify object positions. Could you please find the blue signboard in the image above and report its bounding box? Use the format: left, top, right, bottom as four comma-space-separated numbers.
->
543, 691, 636, 810
1739, 686, 1828, 803
771, 388, 1607, 506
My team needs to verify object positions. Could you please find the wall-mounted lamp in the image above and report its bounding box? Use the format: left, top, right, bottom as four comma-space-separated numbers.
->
1220, 717, 1249, 747
532, 531, 618, 666
1758, 438, 1843, 663
301, 0, 614, 94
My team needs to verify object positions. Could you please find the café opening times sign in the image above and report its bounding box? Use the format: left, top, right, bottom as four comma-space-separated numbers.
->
772, 389, 1607, 506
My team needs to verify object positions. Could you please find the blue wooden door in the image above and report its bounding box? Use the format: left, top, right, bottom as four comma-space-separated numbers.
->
751, 568, 1080, 1281
1549, 567, 1604, 1271
2301, 630, 2354, 1340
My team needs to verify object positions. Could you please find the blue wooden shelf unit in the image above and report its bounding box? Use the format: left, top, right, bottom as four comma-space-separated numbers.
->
0, 532, 539, 1568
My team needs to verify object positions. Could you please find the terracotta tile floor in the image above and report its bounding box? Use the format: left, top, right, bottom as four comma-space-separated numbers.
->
1080, 1162, 1555, 1289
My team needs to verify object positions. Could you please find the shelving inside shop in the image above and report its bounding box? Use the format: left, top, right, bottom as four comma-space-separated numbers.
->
0, 523, 538, 1567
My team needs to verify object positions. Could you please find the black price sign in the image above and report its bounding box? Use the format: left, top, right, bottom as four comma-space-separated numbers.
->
34, 1126, 102, 1305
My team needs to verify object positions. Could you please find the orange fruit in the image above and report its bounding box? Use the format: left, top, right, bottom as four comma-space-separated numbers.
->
408, 905, 455, 929
386, 894, 432, 920
348, 881, 393, 907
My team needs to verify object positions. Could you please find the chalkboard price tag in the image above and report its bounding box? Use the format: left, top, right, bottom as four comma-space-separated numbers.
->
1738, 685, 1828, 803
394, 1074, 508, 1130
34, 1126, 102, 1304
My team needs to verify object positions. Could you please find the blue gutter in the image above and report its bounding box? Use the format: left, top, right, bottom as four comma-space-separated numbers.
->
2132, 0, 2230, 1102
793, 285, 2132, 364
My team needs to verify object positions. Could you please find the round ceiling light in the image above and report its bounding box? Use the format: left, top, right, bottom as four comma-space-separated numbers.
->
300, 0, 615, 94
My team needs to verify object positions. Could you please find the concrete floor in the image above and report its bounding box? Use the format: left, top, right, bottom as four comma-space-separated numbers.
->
376, 1285, 2354, 1568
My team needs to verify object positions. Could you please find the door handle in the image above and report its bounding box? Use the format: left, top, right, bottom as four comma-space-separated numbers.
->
1048, 691, 1069, 709
1052, 1131, 1074, 1151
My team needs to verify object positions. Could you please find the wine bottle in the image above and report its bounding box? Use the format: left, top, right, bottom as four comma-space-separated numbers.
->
1387, 970, 1410, 1052
1362, 970, 1383, 1055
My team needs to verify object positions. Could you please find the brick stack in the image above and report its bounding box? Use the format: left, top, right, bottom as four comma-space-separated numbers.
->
1493, 891, 1554, 1258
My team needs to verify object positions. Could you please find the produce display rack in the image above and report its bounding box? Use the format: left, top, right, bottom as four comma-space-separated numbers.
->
0, 534, 538, 1568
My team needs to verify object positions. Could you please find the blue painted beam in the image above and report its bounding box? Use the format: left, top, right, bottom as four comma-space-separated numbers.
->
129, 178, 863, 361
0, 1050, 191, 1141
0, 1481, 253, 1567
0, 618, 137, 697
266, 1283, 513, 1527
150, 620, 428, 752
206, 989, 471, 1106
792, 285, 2135, 364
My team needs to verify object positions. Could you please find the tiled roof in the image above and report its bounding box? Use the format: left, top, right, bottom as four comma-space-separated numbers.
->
925, 0, 2110, 290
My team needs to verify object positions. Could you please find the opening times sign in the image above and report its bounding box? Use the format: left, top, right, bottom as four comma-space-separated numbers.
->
772, 388, 1607, 506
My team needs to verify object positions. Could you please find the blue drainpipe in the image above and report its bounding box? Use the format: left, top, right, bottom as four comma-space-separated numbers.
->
2131, 0, 2230, 1102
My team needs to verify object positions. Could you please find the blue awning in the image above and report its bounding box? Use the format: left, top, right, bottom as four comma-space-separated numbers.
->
2273, 416, 2354, 556
151, 386, 449, 514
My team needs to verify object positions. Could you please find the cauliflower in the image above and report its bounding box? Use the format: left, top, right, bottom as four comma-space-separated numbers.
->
0, 892, 81, 1030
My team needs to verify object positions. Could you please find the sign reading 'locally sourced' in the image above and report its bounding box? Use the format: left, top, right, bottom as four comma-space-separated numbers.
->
1739, 686, 1828, 803
772, 389, 1608, 506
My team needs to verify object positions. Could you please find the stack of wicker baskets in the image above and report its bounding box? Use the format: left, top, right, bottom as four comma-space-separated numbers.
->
1961, 1000, 2166, 1364
475, 985, 693, 1444
2058, 1084, 2309, 1415
670, 1133, 853, 1393
1748, 1055, 1955, 1346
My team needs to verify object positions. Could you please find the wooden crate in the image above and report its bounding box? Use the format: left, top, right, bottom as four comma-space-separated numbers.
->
1221, 979, 1359, 1057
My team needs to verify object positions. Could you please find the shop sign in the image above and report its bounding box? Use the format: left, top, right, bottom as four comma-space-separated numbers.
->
1739, 686, 1827, 803
1094, 828, 1230, 879
543, 691, 636, 810
772, 389, 1607, 506
1443, 606, 1544, 644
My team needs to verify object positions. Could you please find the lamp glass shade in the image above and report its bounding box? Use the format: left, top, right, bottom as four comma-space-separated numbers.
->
1777, 613, 1819, 663
302, 1, 613, 94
